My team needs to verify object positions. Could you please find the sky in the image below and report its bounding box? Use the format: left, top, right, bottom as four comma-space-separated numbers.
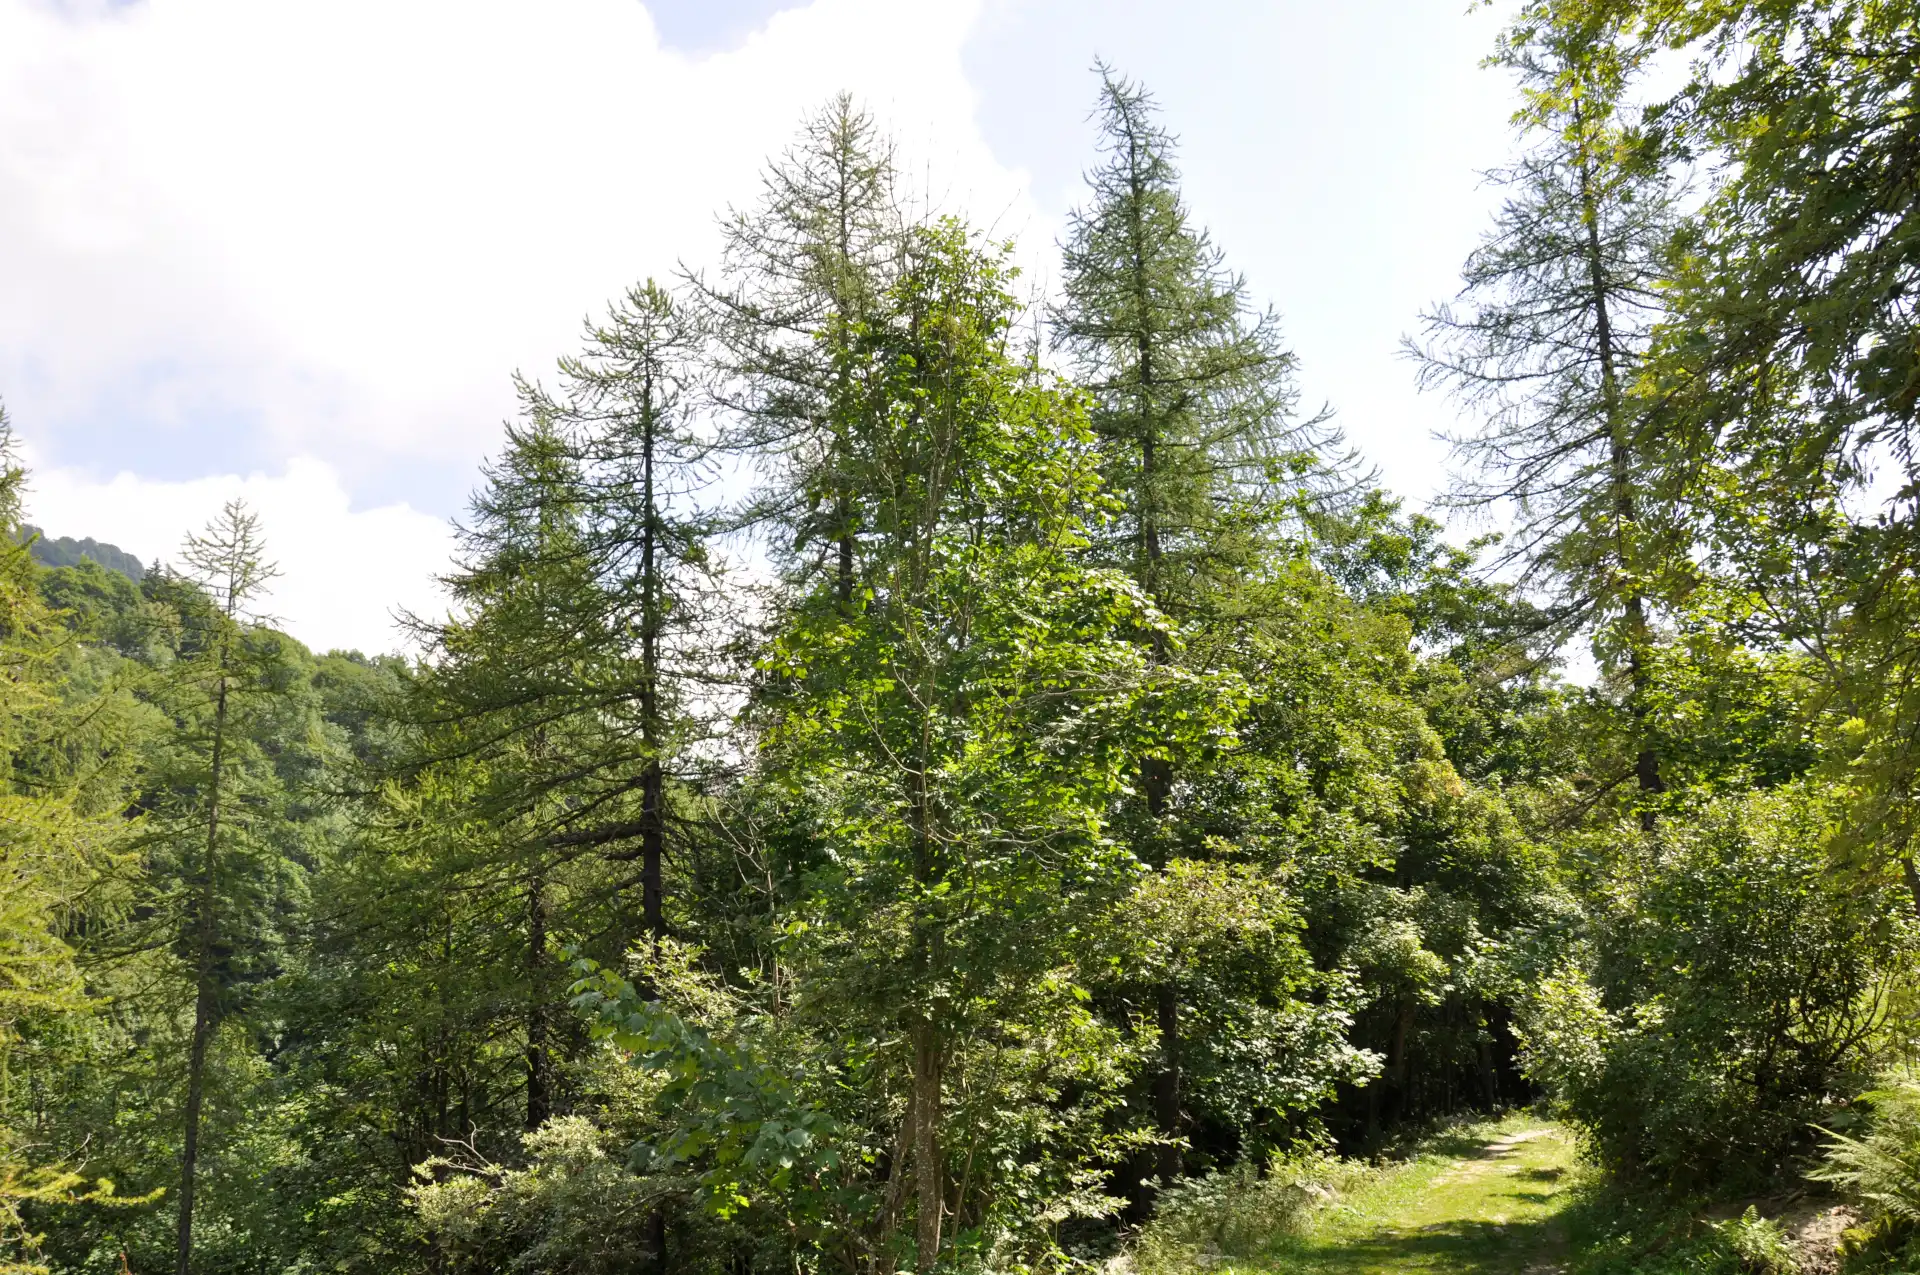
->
1, 0, 1519, 655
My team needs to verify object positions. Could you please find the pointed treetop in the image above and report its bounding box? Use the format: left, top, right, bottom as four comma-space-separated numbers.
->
181, 499, 280, 622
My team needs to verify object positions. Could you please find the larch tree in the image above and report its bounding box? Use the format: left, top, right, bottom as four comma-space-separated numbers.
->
0, 406, 127, 1273
537, 279, 723, 951
1407, 11, 1679, 826
396, 282, 722, 1146
1050, 66, 1347, 1182
170, 500, 280, 1275
1562, 0, 1920, 906
692, 94, 904, 603
1053, 66, 1348, 613
402, 415, 624, 1133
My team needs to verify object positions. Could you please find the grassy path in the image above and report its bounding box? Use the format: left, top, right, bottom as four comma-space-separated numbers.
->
1227, 1115, 1580, 1275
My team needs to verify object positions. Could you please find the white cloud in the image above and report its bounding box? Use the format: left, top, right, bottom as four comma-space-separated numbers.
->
3, 0, 1542, 655
26, 454, 454, 656
0, 0, 1038, 650
0, 0, 1028, 470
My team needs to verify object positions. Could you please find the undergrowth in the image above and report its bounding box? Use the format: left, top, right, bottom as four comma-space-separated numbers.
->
1130, 1149, 1373, 1273
1554, 1187, 1784, 1275
1122, 1114, 1853, 1275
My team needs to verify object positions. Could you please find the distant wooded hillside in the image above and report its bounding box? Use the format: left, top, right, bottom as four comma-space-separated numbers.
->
23, 524, 145, 580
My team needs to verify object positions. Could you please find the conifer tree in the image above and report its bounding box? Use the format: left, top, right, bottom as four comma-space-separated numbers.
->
692, 95, 903, 602
1408, 14, 1677, 823
1053, 66, 1347, 613
408, 415, 611, 1131
0, 409, 75, 1089
1052, 67, 1347, 1183
541, 280, 720, 945
0, 406, 126, 1273
1553, 0, 1920, 901
168, 500, 280, 1275
396, 283, 721, 1141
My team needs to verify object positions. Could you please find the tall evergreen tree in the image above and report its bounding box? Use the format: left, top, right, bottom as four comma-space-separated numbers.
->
542, 280, 721, 946
693, 95, 904, 602
388, 282, 722, 1156
0, 407, 129, 1273
405, 416, 624, 1132
165, 501, 282, 1275
1408, 13, 1678, 824
1559, 0, 1920, 902
1052, 67, 1349, 1182
1053, 66, 1347, 613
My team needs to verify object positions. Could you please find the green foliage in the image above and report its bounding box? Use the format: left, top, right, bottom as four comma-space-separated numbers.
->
736, 219, 1210, 1267
1716, 1207, 1803, 1275
1814, 1073, 1920, 1229
1115, 860, 1373, 1125
21, 527, 144, 583
572, 960, 842, 1225
0, 408, 145, 1275
16, 21, 1920, 1273
1527, 0, 1920, 928
1128, 1149, 1366, 1273
1053, 64, 1346, 604
1555, 1185, 1751, 1275
1407, 1, 1681, 638
1519, 787, 1920, 1190
411, 1116, 677, 1275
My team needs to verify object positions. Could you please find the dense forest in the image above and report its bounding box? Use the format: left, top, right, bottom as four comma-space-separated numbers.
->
8, 3, 1920, 1273
19, 532, 145, 584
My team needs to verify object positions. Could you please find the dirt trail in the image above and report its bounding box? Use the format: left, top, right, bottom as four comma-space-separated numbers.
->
1229, 1117, 1579, 1275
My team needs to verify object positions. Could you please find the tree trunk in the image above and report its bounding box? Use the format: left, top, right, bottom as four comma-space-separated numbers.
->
640, 383, 668, 949
873, 1074, 919, 1274
907, 720, 944, 1272
1114, 106, 1190, 1186
640, 759, 665, 942
525, 874, 549, 1130
838, 521, 855, 610
175, 970, 215, 1275
435, 917, 453, 1144
1577, 117, 1664, 830
1477, 1035, 1499, 1110
1385, 997, 1416, 1123
1626, 616, 1665, 832
911, 1019, 943, 1273
176, 662, 229, 1275
648, 1210, 669, 1275
1153, 984, 1182, 1183
1143, 707, 1181, 1184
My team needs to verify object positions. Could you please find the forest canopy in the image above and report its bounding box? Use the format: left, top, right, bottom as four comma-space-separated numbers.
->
6, 5, 1920, 1273
20, 528, 144, 582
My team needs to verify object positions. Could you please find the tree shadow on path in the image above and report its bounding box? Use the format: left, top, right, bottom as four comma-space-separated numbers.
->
1305, 1214, 1566, 1275
1249, 1122, 1576, 1275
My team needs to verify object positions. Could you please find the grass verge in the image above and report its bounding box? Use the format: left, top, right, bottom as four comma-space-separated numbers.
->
1132, 1114, 1578, 1275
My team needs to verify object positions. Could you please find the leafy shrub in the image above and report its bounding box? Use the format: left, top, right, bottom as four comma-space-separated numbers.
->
1517, 787, 1920, 1191
1512, 966, 1614, 1101
1129, 1150, 1367, 1273
1556, 1184, 1751, 1275
411, 1117, 681, 1275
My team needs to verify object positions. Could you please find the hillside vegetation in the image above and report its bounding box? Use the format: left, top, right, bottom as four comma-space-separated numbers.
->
6, 3, 1920, 1273
21, 527, 144, 581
